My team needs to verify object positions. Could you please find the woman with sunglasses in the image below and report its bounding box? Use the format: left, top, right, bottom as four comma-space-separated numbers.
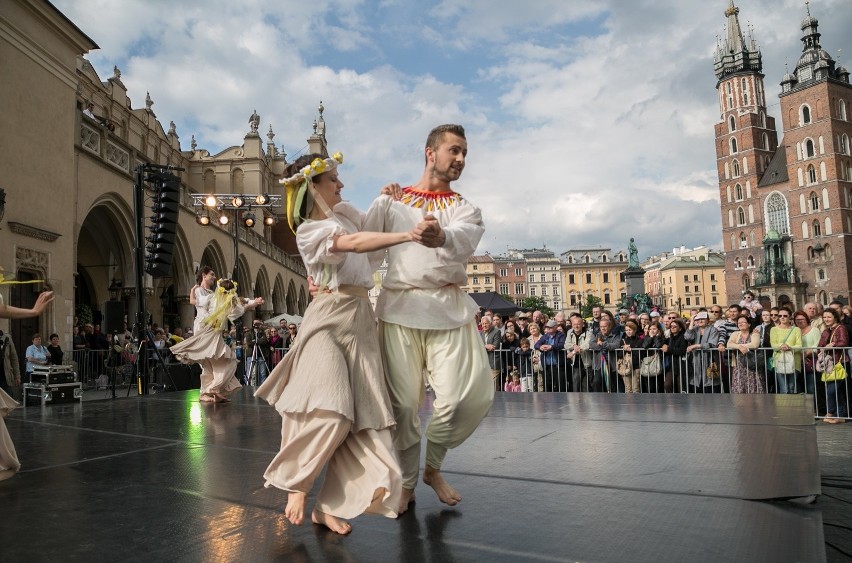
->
770, 309, 802, 393
795, 310, 819, 397
818, 309, 848, 423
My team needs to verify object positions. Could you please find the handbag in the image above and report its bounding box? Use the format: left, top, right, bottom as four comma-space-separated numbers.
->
532, 350, 542, 374
822, 361, 847, 382
639, 355, 661, 377
706, 361, 720, 380
774, 328, 796, 374
742, 351, 757, 371
616, 354, 633, 376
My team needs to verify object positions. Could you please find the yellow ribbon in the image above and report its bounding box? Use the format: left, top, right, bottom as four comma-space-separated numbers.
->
0, 270, 44, 285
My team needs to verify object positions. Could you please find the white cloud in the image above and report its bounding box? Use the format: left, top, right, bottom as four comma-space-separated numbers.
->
52, 0, 852, 261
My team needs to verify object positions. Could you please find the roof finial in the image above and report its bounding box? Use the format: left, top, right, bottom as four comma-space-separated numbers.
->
805, 0, 810, 16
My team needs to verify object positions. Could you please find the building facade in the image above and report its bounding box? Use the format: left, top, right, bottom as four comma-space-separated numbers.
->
714, 1, 852, 308
650, 248, 727, 314
0, 0, 310, 369
463, 254, 496, 293
560, 248, 627, 310
493, 256, 527, 305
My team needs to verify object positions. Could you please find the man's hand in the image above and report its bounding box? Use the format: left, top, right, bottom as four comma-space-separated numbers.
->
412, 215, 446, 248
307, 276, 332, 298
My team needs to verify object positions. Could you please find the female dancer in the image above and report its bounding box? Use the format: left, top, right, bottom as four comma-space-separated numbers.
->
0, 290, 53, 480
256, 152, 418, 535
170, 279, 263, 402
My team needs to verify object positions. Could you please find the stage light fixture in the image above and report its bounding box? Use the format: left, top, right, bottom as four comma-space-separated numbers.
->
243, 211, 256, 228
204, 195, 218, 207
232, 196, 245, 208
255, 194, 270, 205
263, 215, 275, 226
196, 213, 211, 226
218, 214, 229, 226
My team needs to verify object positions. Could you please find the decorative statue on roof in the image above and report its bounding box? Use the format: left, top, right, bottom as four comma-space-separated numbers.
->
249, 109, 260, 135
628, 238, 640, 269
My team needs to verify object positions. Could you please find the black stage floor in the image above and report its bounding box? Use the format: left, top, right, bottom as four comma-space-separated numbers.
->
0, 390, 835, 562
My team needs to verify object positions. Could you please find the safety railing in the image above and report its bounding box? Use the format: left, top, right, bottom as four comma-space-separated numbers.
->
486, 345, 850, 422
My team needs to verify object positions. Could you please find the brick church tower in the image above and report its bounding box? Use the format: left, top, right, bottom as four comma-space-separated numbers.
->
714, 1, 852, 308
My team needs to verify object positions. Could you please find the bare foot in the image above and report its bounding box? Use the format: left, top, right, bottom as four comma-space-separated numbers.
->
285, 491, 306, 525
397, 488, 416, 516
199, 393, 215, 403
312, 509, 352, 535
422, 466, 461, 506
212, 392, 229, 403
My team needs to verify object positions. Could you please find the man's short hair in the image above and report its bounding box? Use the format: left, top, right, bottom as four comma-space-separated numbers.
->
425, 124, 465, 154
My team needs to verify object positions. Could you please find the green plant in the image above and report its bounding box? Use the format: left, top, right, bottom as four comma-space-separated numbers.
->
76, 303, 93, 326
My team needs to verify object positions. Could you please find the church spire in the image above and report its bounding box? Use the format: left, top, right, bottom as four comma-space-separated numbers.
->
714, 1, 762, 81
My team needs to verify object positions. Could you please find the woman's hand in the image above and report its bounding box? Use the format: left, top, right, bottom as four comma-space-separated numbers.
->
380, 183, 404, 200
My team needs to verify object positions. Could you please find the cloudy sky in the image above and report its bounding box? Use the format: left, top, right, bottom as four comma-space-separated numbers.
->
53, 0, 851, 260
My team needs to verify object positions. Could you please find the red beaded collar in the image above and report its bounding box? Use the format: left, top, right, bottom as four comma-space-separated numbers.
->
399, 187, 463, 212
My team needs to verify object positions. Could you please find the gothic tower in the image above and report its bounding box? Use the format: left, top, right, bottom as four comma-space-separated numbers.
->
775, 6, 852, 305
713, 0, 779, 301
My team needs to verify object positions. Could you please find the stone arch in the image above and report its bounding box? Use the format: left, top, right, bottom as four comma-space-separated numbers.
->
286, 279, 297, 314
298, 286, 307, 315
199, 240, 228, 284
272, 275, 287, 314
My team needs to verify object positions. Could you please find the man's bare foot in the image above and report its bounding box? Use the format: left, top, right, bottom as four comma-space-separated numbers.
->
423, 466, 461, 506
312, 509, 352, 535
285, 491, 306, 525
397, 488, 416, 516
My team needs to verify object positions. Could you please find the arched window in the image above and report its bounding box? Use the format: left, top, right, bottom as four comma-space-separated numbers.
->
741, 78, 750, 105
763, 133, 770, 150
726, 82, 734, 109
819, 290, 828, 306
805, 139, 815, 157
747, 255, 755, 268
735, 183, 743, 200
813, 220, 822, 237
730, 137, 738, 154
735, 258, 743, 269
742, 274, 750, 290
840, 99, 848, 121
765, 192, 790, 235
729, 115, 736, 132
824, 243, 833, 259
737, 207, 746, 225
732, 159, 740, 177
567, 255, 574, 263
818, 269, 826, 281
584, 254, 590, 263
760, 111, 767, 128
601, 254, 608, 262
730, 234, 736, 251
807, 165, 817, 184
802, 104, 811, 125
841, 134, 850, 155
810, 191, 820, 211
739, 232, 747, 248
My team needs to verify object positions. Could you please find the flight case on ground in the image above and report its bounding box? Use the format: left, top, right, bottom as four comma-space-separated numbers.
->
24, 365, 82, 406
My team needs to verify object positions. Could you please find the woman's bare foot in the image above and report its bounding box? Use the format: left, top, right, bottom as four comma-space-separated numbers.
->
285, 491, 306, 525
423, 466, 461, 506
397, 488, 416, 516
312, 509, 352, 535
212, 392, 229, 403
199, 393, 215, 403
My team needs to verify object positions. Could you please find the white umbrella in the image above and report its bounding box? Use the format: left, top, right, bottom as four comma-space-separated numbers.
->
264, 312, 303, 326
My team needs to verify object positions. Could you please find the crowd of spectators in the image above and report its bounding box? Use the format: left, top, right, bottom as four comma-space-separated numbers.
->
476, 297, 851, 422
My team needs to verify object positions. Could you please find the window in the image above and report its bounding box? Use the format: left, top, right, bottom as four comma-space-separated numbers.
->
499, 268, 507, 277
747, 255, 755, 268
766, 192, 790, 235
810, 191, 820, 211
732, 160, 740, 177
540, 274, 546, 282
802, 105, 811, 124
529, 274, 535, 282
763, 132, 770, 150
541, 287, 547, 296
584, 255, 591, 263
499, 283, 509, 294
726, 82, 734, 108
604, 293, 611, 305
683, 275, 689, 282
737, 207, 746, 226
694, 285, 699, 293
551, 273, 558, 282
711, 284, 717, 291
569, 274, 575, 284
485, 277, 491, 284
818, 269, 826, 281
603, 273, 609, 283
735, 258, 742, 269
472, 276, 479, 284
729, 115, 736, 131
570, 294, 577, 306
712, 296, 718, 305
841, 134, 850, 155
585, 273, 592, 284
567, 255, 574, 264
710, 274, 716, 281
813, 220, 822, 237
696, 297, 701, 305
515, 283, 524, 294
740, 233, 747, 248
840, 99, 848, 121
601, 255, 608, 263
472, 265, 478, 271
553, 286, 559, 296
530, 287, 536, 296
686, 297, 691, 306
741, 78, 749, 105
730, 137, 738, 154
807, 165, 817, 184
693, 274, 699, 281
515, 268, 522, 276
805, 139, 815, 158
735, 183, 743, 200
619, 272, 625, 282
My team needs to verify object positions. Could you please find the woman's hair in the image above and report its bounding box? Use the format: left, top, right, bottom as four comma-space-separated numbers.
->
31, 333, 41, 341
196, 265, 214, 285
823, 308, 841, 323
286, 153, 326, 227
736, 314, 751, 326
670, 319, 685, 333
624, 320, 638, 332
793, 310, 809, 322
49, 333, 59, 340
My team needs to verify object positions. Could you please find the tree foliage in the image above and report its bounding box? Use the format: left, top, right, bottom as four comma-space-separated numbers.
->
579, 294, 602, 319
519, 296, 553, 317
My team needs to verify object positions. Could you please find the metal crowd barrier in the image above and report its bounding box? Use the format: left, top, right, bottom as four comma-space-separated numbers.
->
485, 345, 851, 422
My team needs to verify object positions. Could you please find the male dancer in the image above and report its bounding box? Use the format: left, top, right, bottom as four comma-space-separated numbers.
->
364, 124, 494, 514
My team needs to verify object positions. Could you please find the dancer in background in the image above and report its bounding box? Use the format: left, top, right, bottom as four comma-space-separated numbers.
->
257, 152, 418, 535
0, 288, 54, 480
170, 279, 263, 402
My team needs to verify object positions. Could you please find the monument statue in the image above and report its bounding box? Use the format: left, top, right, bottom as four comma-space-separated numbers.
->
628, 238, 640, 269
